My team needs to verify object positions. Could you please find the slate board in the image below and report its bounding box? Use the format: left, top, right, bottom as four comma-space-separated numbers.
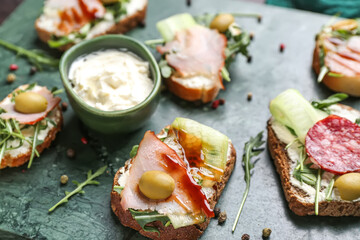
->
0, 0, 359, 239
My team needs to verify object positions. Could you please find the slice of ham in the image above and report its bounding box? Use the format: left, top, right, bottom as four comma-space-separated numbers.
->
120, 131, 214, 218
157, 25, 227, 89
0, 85, 61, 125
49, 0, 105, 35
305, 115, 360, 175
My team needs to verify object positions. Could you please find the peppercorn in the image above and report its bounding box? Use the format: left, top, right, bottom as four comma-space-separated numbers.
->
218, 98, 225, 105
66, 148, 76, 159
242, 234, 250, 240
262, 228, 272, 238
6, 73, 16, 83
279, 43, 285, 53
218, 211, 227, 225
214, 207, 221, 218
247, 55, 252, 63
60, 175, 69, 184
247, 92, 253, 101
187, 0, 191, 6
9, 64, 18, 71
257, 15, 262, 23
249, 32, 254, 41
61, 102, 68, 111
29, 66, 37, 75
211, 100, 220, 109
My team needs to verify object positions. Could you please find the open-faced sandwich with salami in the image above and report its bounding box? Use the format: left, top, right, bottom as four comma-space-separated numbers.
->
0, 84, 62, 169
267, 89, 360, 216
111, 117, 236, 239
313, 19, 360, 96
35, 0, 148, 51
147, 13, 252, 103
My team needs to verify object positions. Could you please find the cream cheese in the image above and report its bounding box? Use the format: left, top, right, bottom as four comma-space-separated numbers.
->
69, 49, 154, 111
270, 105, 360, 203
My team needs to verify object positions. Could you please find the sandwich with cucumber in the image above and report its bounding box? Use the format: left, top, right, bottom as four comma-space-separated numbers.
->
147, 13, 252, 103
35, 0, 148, 51
313, 19, 360, 96
0, 84, 62, 169
268, 89, 360, 216
111, 118, 236, 239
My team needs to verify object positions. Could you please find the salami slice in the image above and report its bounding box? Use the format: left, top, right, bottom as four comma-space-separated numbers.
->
305, 115, 360, 175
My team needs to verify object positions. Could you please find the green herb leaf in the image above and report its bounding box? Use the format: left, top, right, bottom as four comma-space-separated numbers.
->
325, 177, 335, 201
293, 163, 317, 186
158, 59, 173, 78
48, 165, 107, 212
51, 87, 64, 95
0, 39, 59, 69
311, 93, 348, 112
129, 145, 139, 158
317, 66, 329, 83
144, 39, 165, 48
221, 67, 231, 82
113, 185, 124, 194
232, 131, 265, 233
355, 118, 360, 125
27, 122, 41, 168
328, 72, 343, 77
48, 36, 73, 49
129, 209, 170, 235
314, 169, 322, 215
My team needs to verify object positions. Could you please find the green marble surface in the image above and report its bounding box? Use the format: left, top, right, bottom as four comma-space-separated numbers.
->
0, 0, 359, 239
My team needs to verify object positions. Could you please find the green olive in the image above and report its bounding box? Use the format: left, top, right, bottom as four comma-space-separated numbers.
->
15, 92, 48, 114
334, 173, 360, 201
139, 170, 175, 200
210, 14, 235, 33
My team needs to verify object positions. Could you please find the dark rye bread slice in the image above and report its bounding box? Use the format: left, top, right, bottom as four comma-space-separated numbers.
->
35, 3, 147, 51
110, 139, 236, 240
0, 106, 63, 169
267, 105, 360, 216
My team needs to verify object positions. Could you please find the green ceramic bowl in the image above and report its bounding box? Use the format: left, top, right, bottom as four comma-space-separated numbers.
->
59, 35, 161, 134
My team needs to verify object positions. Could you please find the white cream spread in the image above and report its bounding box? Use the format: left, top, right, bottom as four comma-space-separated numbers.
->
270, 105, 360, 203
69, 49, 154, 111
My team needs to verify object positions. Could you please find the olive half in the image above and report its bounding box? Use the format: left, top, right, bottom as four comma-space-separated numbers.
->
139, 170, 175, 200
334, 173, 360, 201
210, 13, 235, 33
15, 92, 48, 114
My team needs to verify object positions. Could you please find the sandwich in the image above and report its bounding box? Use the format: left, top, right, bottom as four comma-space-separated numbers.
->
111, 117, 236, 239
267, 89, 360, 216
313, 19, 360, 96
0, 84, 62, 169
148, 13, 251, 103
35, 0, 148, 51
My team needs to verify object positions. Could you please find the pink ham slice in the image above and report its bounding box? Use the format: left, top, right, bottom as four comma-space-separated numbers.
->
157, 25, 227, 89
0, 86, 61, 125
120, 131, 214, 218
305, 115, 360, 175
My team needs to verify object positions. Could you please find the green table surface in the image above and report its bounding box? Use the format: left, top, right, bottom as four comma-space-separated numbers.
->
0, 0, 359, 239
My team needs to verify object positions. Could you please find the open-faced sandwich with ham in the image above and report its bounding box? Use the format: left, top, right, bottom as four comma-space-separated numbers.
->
111, 117, 236, 239
35, 0, 148, 51
0, 84, 62, 169
313, 19, 360, 96
267, 89, 360, 216
147, 13, 252, 103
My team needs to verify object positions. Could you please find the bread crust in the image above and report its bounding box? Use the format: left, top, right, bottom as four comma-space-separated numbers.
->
110, 141, 236, 240
312, 20, 360, 97
267, 105, 360, 216
0, 106, 63, 169
35, 3, 147, 51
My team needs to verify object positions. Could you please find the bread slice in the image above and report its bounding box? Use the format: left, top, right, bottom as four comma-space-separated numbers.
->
35, 0, 147, 51
110, 129, 236, 240
267, 104, 360, 216
0, 106, 63, 169
312, 19, 360, 97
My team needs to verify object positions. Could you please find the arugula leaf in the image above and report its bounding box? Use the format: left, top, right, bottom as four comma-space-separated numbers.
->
325, 177, 335, 201
48, 165, 107, 212
221, 67, 231, 82
356, 118, 360, 125
293, 163, 317, 186
129, 209, 170, 235
105, 0, 129, 22
48, 36, 73, 49
311, 93, 348, 113
51, 87, 64, 95
129, 145, 139, 158
232, 131, 265, 233
113, 185, 124, 194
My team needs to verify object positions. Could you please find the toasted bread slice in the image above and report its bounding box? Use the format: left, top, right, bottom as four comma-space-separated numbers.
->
35, 0, 147, 51
0, 106, 63, 169
267, 104, 360, 216
313, 19, 360, 96
111, 129, 236, 240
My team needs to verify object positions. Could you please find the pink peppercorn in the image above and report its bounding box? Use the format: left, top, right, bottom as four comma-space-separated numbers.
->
81, 137, 88, 145
9, 64, 18, 71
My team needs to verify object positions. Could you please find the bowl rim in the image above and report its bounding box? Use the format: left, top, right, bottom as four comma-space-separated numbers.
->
59, 34, 161, 117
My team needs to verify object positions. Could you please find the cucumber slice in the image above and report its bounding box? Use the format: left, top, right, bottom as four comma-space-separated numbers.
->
171, 117, 229, 170
156, 13, 197, 42
270, 89, 327, 143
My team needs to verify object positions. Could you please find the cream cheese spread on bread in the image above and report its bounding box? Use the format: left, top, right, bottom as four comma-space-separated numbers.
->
270, 105, 360, 203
